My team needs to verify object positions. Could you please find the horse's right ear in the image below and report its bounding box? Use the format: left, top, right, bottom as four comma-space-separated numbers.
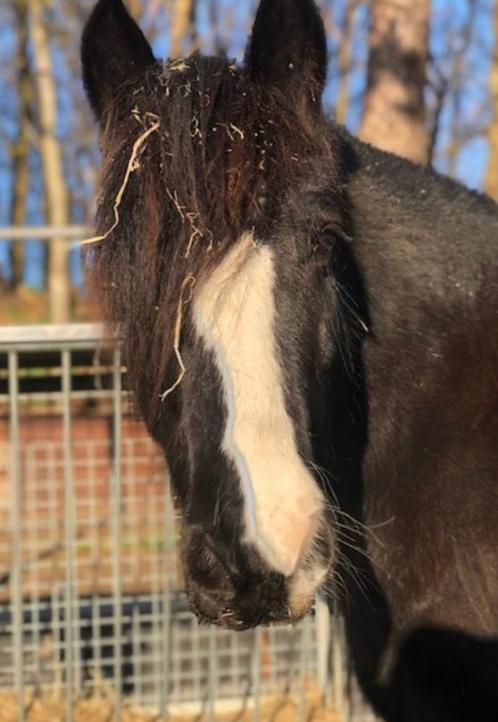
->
246, 0, 327, 109
81, 0, 155, 122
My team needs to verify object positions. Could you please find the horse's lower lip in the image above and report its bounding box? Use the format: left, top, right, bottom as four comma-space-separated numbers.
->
193, 605, 292, 631
212, 594, 318, 630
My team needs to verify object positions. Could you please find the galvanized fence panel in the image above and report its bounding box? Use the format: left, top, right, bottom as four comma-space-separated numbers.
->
0, 319, 375, 721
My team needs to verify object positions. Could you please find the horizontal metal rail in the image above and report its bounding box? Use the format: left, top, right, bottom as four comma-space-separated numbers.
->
0, 225, 91, 241
0, 324, 116, 352
0, 594, 190, 627
0, 322, 361, 720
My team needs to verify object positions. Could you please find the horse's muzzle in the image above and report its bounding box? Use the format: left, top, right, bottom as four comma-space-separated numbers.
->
181, 522, 333, 630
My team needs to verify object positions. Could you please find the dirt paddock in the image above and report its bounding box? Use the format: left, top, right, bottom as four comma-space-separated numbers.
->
0, 691, 343, 722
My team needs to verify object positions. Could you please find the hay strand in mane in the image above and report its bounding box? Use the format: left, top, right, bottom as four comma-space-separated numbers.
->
81, 112, 160, 246
160, 273, 196, 401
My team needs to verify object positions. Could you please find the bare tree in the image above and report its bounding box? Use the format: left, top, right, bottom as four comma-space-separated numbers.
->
359, 0, 430, 164
8, 0, 32, 290
170, 0, 197, 57
335, 0, 362, 125
127, 0, 142, 18
445, 0, 478, 177
486, 0, 498, 200
29, 0, 70, 322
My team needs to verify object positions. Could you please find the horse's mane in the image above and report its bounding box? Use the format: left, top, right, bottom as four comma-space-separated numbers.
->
86, 54, 338, 429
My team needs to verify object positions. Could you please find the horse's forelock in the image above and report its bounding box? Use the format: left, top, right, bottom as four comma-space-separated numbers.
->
86, 53, 334, 430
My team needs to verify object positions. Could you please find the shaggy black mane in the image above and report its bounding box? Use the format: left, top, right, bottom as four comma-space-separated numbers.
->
86, 53, 342, 430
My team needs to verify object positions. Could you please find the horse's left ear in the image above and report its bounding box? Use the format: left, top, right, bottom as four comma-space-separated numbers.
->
246, 0, 327, 108
82, 0, 155, 122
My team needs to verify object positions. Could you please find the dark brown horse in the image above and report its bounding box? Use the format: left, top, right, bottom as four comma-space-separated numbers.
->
82, 1, 498, 719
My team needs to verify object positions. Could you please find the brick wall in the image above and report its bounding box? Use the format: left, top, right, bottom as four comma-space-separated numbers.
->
0, 411, 183, 600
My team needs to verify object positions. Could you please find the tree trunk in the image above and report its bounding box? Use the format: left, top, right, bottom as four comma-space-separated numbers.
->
485, 0, 498, 200
335, 0, 360, 126
127, 0, 141, 19
29, 0, 70, 322
445, 1, 477, 178
359, 0, 430, 164
8, 0, 32, 290
170, 0, 197, 58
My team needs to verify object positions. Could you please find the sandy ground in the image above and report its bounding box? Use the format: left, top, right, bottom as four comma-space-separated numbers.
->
0, 691, 343, 722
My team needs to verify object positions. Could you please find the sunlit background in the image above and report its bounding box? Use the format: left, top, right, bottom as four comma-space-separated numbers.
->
0, 2, 497, 721
0, 0, 496, 315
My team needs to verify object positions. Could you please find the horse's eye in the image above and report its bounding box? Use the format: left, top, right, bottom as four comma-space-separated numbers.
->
303, 237, 332, 273
310, 254, 331, 277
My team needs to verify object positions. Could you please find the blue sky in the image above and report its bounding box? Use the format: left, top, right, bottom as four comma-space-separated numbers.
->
0, 0, 495, 288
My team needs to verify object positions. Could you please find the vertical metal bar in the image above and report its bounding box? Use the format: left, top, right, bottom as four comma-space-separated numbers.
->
344, 615, 354, 722
89, 443, 102, 693
49, 440, 62, 697
111, 346, 123, 721
251, 627, 262, 722
9, 351, 25, 722
126, 436, 142, 703
332, 599, 346, 721
148, 487, 162, 708
297, 617, 310, 722
132, 603, 143, 701
192, 607, 201, 703
159, 491, 174, 719
316, 596, 331, 702
91, 593, 101, 693
62, 349, 76, 722
207, 625, 217, 722
231, 620, 240, 699
26, 445, 41, 688
268, 627, 276, 691
53, 588, 63, 694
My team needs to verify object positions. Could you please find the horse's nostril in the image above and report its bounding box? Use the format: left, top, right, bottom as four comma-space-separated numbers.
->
184, 529, 234, 591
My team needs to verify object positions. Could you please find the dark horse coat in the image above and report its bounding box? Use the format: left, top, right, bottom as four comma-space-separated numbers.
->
82, 0, 498, 720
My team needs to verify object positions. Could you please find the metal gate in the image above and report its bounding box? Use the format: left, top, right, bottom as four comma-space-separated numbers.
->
0, 323, 360, 722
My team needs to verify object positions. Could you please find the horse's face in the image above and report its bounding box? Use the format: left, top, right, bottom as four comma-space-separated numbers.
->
83, 0, 343, 629
174, 228, 336, 629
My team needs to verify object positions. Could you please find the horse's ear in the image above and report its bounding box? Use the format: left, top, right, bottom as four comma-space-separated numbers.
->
246, 0, 327, 108
81, 0, 155, 121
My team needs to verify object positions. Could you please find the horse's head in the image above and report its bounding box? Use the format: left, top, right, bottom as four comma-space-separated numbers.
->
82, 0, 351, 629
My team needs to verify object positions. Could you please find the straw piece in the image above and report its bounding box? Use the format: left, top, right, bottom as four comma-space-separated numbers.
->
80, 116, 160, 247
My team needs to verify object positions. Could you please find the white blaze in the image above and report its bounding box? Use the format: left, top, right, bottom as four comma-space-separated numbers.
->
192, 233, 323, 577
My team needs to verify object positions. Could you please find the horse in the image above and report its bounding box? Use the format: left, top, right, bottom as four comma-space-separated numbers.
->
81, 1, 498, 720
